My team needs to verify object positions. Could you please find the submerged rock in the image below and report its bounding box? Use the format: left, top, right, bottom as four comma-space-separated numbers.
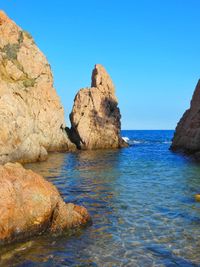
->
0, 11, 75, 164
171, 80, 200, 156
195, 194, 200, 202
70, 64, 128, 149
0, 163, 90, 245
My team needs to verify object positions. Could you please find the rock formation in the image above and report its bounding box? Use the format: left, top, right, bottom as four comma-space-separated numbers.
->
69, 64, 128, 149
0, 11, 75, 164
0, 163, 90, 245
171, 80, 200, 157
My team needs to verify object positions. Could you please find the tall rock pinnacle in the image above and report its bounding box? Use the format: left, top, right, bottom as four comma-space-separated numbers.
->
69, 64, 128, 149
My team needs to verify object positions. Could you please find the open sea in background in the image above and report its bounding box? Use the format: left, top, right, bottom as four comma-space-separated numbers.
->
2, 130, 200, 266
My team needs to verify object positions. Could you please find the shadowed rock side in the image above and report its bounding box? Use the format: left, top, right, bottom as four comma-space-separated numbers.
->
0, 11, 75, 164
69, 64, 128, 149
171, 80, 200, 158
0, 163, 90, 245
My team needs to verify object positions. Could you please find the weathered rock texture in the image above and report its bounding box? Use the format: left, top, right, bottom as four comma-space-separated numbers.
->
0, 163, 90, 245
0, 11, 75, 164
69, 64, 127, 149
171, 80, 200, 156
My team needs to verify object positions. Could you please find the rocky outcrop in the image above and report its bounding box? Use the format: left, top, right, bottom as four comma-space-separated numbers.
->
0, 11, 75, 164
0, 163, 90, 245
69, 64, 128, 149
0, 11, 127, 164
171, 80, 200, 157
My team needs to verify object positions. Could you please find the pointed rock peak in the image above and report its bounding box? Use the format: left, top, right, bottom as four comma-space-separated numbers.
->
171, 78, 200, 154
193, 79, 200, 93
190, 79, 200, 108
70, 64, 128, 150
0, 9, 75, 164
0, 10, 7, 18
0, 10, 9, 25
194, 79, 200, 93
0, 11, 21, 48
91, 64, 115, 94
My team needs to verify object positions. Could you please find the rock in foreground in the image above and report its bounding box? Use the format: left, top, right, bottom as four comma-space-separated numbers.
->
0, 11, 75, 164
0, 163, 90, 245
171, 80, 200, 157
69, 64, 128, 149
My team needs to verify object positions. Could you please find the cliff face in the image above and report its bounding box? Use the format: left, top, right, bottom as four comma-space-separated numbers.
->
70, 64, 127, 149
0, 11, 126, 165
0, 11, 75, 164
171, 80, 200, 155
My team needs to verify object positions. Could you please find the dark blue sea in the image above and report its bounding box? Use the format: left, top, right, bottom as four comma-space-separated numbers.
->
2, 130, 200, 267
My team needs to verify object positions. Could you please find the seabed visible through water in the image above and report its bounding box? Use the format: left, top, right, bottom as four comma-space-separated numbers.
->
1, 130, 200, 267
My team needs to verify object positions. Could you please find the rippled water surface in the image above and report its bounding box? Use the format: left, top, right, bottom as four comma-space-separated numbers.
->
2, 130, 200, 266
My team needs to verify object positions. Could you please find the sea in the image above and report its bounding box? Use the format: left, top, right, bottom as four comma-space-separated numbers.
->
1, 130, 200, 267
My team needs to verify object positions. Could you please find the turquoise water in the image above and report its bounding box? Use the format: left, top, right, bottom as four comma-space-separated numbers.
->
1, 130, 200, 266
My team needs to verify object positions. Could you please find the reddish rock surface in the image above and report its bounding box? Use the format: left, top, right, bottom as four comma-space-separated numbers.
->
69, 64, 128, 149
171, 80, 200, 157
0, 11, 75, 164
0, 163, 90, 245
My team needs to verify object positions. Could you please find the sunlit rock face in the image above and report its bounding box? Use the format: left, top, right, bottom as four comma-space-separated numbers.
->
171, 80, 200, 157
0, 163, 90, 245
0, 11, 75, 164
70, 64, 128, 149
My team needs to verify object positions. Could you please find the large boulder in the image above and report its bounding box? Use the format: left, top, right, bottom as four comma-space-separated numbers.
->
171, 80, 200, 156
0, 163, 90, 245
69, 64, 128, 149
0, 11, 75, 164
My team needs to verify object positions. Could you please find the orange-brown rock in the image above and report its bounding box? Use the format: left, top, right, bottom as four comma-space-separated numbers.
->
0, 11, 75, 164
69, 64, 128, 149
171, 80, 200, 157
0, 163, 90, 245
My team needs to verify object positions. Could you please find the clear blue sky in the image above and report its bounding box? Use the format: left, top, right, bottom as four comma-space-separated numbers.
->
1, 0, 200, 129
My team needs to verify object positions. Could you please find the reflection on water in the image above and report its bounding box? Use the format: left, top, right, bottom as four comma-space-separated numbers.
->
1, 131, 200, 266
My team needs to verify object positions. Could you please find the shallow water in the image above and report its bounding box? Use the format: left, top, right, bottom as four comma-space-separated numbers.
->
2, 130, 200, 266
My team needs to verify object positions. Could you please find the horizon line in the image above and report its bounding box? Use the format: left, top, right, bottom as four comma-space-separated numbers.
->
121, 129, 175, 131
